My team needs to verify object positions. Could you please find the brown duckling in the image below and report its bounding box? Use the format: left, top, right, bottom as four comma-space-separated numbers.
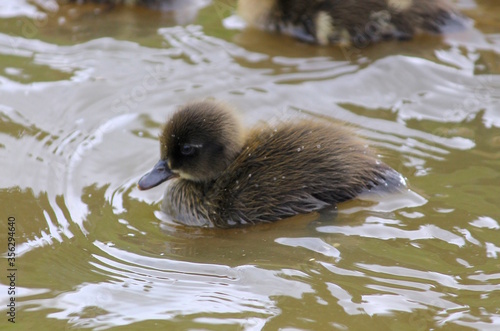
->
237, 0, 469, 46
138, 100, 405, 228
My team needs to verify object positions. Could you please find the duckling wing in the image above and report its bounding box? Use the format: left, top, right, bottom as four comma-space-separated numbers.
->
209, 121, 400, 226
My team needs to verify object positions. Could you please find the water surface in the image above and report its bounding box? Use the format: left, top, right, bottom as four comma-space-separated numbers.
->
1, 1, 500, 330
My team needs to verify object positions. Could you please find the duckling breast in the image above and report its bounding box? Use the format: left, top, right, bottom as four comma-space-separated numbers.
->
162, 179, 214, 227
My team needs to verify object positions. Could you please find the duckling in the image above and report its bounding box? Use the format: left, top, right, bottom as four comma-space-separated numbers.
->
237, 0, 468, 46
138, 100, 405, 228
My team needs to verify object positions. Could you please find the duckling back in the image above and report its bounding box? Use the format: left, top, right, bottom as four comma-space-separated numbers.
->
195, 120, 402, 227
238, 0, 469, 45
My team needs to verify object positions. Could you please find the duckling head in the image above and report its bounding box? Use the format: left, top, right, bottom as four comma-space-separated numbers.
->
138, 100, 244, 190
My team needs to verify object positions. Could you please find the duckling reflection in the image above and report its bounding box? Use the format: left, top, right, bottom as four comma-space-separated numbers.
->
138, 100, 406, 228
237, 0, 469, 45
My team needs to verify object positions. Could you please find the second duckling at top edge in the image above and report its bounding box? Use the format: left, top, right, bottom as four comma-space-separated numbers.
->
237, 0, 469, 46
138, 100, 406, 228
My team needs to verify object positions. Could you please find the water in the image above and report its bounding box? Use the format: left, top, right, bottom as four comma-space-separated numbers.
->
1, 0, 500, 330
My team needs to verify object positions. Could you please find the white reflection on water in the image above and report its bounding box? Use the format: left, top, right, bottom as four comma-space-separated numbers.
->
275, 237, 341, 260
0, 0, 45, 19
321, 261, 466, 316
317, 222, 465, 246
26, 241, 312, 330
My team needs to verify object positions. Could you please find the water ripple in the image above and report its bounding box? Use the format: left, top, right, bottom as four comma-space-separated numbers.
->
26, 240, 313, 330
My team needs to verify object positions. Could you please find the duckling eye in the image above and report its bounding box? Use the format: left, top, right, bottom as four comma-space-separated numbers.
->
181, 144, 196, 156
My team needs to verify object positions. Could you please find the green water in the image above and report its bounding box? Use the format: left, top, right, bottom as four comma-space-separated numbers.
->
1, 0, 499, 330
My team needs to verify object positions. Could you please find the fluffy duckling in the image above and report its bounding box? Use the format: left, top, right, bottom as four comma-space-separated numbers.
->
138, 100, 405, 228
237, 0, 468, 45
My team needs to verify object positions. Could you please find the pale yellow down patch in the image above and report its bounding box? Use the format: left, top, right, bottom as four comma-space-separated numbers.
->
388, 0, 413, 11
315, 11, 334, 45
237, 0, 276, 27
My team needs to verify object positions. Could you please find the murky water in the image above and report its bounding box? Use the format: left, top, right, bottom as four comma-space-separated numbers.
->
1, 0, 500, 330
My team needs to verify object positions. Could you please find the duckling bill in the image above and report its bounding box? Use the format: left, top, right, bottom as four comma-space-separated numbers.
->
237, 0, 469, 45
138, 100, 406, 228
